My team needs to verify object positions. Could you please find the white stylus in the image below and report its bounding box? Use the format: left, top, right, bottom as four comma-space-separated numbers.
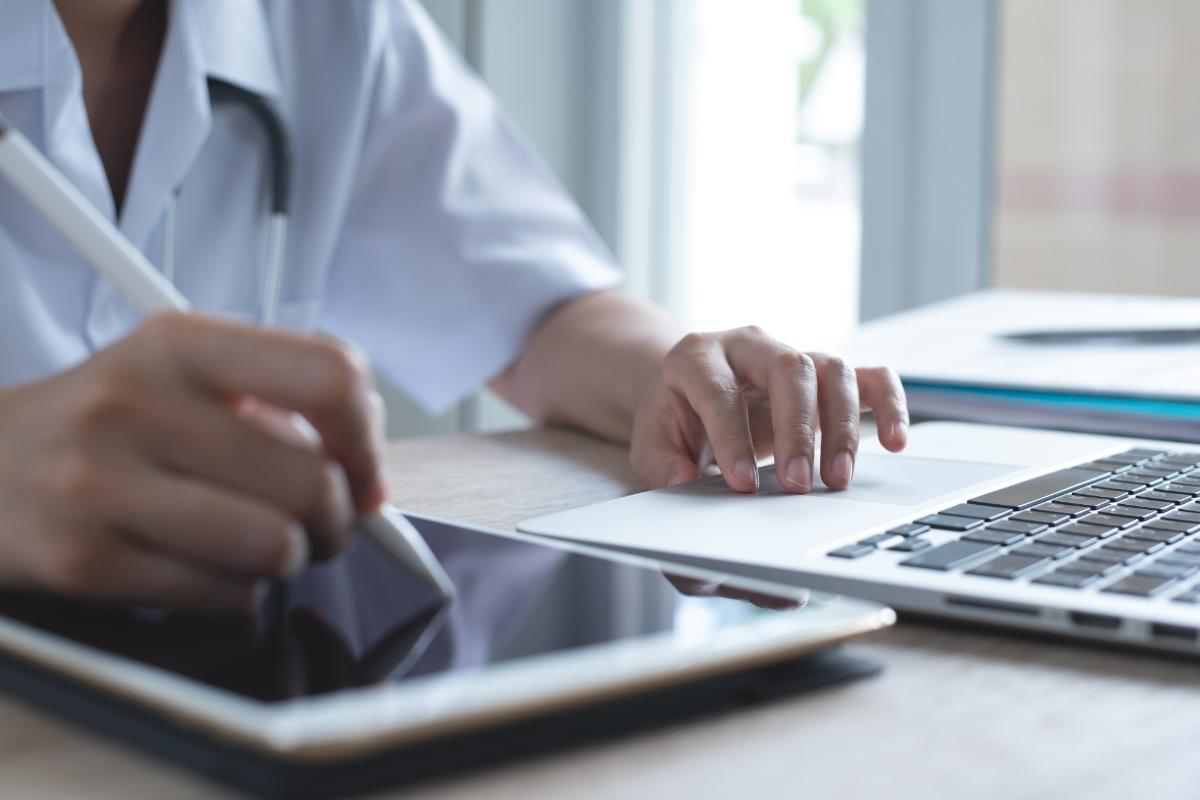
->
0, 115, 454, 598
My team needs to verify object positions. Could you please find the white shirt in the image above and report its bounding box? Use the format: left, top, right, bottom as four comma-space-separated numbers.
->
0, 0, 619, 412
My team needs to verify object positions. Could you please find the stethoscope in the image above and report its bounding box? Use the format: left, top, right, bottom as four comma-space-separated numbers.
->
162, 77, 293, 327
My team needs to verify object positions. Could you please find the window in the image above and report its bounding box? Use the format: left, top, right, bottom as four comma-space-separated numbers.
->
993, 0, 1200, 296
666, 0, 867, 345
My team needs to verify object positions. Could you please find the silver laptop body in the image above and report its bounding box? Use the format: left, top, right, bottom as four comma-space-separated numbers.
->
520, 422, 1200, 655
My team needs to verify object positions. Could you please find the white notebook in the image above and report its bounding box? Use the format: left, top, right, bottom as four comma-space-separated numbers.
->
841, 289, 1200, 402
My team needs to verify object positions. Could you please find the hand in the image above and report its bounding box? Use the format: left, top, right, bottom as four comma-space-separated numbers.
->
630, 326, 908, 493
0, 313, 388, 612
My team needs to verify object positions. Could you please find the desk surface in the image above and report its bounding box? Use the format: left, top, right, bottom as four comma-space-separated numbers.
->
3, 428, 1200, 799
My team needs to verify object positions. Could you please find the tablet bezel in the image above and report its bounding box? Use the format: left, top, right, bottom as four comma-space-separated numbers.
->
0, 512, 894, 763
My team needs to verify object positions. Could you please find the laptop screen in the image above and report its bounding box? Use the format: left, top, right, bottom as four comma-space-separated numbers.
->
0, 516, 811, 703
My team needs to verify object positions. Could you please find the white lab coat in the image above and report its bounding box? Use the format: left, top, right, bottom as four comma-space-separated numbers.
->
0, 0, 619, 411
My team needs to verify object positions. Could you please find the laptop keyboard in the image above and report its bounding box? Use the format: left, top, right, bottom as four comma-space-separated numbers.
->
827, 448, 1200, 603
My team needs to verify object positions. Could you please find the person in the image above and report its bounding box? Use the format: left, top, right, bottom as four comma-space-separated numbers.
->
0, 0, 909, 613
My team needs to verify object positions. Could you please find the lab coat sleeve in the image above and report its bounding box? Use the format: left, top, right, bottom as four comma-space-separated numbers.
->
318, 0, 622, 414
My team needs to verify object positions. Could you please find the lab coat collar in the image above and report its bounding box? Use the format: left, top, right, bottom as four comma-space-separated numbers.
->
117, 0, 212, 248
0, 1, 281, 99
0, 2, 47, 93
194, 0, 283, 100
119, 0, 280, 248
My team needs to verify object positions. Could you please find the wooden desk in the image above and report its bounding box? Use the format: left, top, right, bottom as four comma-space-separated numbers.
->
3, 429, 1200, 799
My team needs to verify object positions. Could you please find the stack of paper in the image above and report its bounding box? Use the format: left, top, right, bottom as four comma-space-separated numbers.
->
841, 290, 1200, 441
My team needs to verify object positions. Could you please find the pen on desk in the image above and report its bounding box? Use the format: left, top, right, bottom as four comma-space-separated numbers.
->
999, 327, 1200, 345
0, 114, 455, 602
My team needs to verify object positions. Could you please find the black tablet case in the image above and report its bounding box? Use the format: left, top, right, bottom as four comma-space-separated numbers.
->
0, 644, 879, 799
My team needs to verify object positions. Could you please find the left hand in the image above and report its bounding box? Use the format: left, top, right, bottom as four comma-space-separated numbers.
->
630, 326, 908, 493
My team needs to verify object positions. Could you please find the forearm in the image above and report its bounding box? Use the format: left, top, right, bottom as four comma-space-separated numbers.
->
490, 291, 682, 442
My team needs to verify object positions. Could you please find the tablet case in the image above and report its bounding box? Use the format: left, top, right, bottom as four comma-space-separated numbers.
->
0, 643, 880, 799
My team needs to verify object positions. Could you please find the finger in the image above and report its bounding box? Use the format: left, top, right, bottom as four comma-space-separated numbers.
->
666, 336, 759, 492
857, 367, 909, 452
118, 471, 312, 578
722, 330, 818, 493
631, 389, 705, 488
47, 540, 261, 614
810, 353, 860, 490
141, 396, 355, 559
145, 314, 386, 514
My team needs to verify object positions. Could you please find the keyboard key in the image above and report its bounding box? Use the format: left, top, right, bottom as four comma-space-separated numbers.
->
1076, 460, 1126, 473
1103, 574, 1177, 597
1032, 502, 1089, 518
1163, 510, 1200, 524
1177, 541, 1200, 555
1141, 518, 1200, 534
1162, 483, 1200, 497
829, 544, 875, 559
860, 533, 906, 548
1096, 547, 1147, 566
1055, 494, 1110, 510
916, 514, 983, 532
1119, 498, 1173, 513
1168, 476, 1200, 488
1074, 487, 1128, 501
1080, 513, 1136, 530
1136, 562, 1200, 580
1079, 548, 1132, 566
963, 529, 1026, 547
1112, 473, 1162, 487
889, 537, 933, 553
1101, 505, 1155, 521
1033, 571, 1100, 589
1138, 490, 1191, 506
1137, 466, 1182, 479
1035, 532, 1098, 549
1115, 448, 1165, 460
967, 553, 1050, 579
986, 519, 1048, 536
968, 468, 1101, 510
1104, 480, 1150, 494
939, 503, 1009, 521
1013, 543, 1074, 560
1104, 537, 1165, 555
1057, 559, 1121, 577
900, 540, 999, 571
1125, 527, 1185, 545
887, 523, 930, 537
1093, 480, 1138, 493
1011, 510, 1069, 526
1157, 453, 1200, 467
1057, 521, 1118, 539
1157, 552, 1200, 568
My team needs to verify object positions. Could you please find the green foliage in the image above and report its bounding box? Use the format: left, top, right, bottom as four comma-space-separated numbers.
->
798, 0, 864, 104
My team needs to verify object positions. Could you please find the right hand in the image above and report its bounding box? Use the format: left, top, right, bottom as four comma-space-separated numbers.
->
0, 313, 388, 613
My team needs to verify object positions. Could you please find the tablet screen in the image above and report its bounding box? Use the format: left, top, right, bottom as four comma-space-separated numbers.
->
0, 517, 807, 704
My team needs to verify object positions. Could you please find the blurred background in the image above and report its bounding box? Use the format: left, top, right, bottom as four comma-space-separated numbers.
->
387, 0, 1197, 436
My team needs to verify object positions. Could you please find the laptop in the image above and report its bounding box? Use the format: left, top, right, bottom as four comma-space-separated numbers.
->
519, 422, 1200, 655
0, 513, 890, 798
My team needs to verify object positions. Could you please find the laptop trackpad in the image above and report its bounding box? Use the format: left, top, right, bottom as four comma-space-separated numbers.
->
698, 453, 1022, 507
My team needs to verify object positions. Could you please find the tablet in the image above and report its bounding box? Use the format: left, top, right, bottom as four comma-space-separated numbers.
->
0, 514, 893, 798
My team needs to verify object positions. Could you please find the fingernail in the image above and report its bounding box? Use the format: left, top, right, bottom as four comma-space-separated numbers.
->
830, 451, 854, 488
733, 458, 759, 490
785, 457, 812, 491
892, 421, 909, 445
668, 464, 694, 486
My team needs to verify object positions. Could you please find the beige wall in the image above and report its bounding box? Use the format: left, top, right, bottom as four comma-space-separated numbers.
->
993, 0, 1200, 295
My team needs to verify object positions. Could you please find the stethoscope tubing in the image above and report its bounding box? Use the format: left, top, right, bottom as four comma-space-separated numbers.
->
164, 77, 293, 326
